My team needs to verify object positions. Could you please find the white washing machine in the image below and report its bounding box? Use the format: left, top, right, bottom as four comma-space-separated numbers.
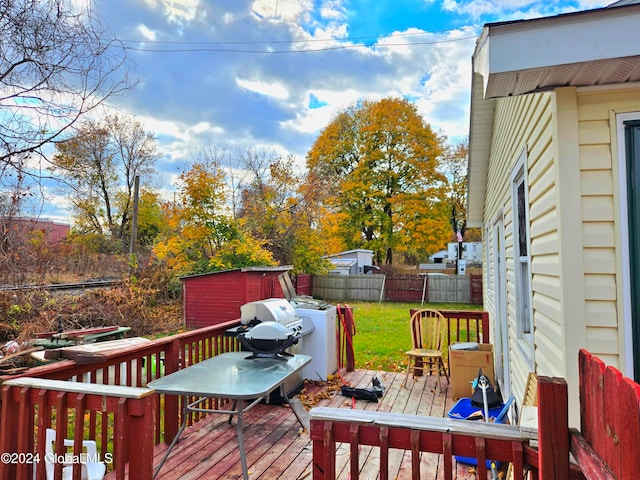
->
295, 305, 337, 381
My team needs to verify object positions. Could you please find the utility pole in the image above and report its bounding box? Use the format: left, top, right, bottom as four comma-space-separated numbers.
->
129, 175, 140, 273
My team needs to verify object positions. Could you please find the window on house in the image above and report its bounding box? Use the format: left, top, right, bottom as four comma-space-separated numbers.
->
513, 153, 532, 339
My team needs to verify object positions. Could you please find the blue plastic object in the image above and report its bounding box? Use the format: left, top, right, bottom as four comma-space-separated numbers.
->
447, 396, 514, 467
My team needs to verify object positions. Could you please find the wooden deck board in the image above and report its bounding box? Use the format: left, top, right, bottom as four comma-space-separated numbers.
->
105, 370, 499, 480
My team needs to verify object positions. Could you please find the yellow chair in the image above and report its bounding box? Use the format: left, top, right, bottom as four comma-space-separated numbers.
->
402, 309, 449, 391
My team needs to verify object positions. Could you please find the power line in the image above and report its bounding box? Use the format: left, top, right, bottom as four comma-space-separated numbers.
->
122, 33, 478, 54
120, 26, 479, 46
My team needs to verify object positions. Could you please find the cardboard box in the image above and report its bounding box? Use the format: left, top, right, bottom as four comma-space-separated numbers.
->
448, 343, 495, 400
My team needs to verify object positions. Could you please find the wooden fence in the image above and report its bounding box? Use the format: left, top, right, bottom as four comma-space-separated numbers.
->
296, 273, 312, 296
311, 274, 482, 304
312, 275, 385, 301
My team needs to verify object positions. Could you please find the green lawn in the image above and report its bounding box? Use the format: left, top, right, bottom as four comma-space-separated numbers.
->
340, 301, 483, 372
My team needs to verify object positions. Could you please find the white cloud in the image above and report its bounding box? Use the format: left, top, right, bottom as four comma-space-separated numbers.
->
142, 0, 201, 24
281, 88, 365, 134
251, 0, 313, 22
442, 0, 610, 20
236, 78, 290, 100
319, 1, 346, 21
137, 24, 157, 41
191, 122, 212, 134
442, 0, 532, 18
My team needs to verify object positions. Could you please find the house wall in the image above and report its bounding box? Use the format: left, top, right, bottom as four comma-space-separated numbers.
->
482, 84, 640, 426
8, 218, 70, 244
483, 91, 570, 417
575, 84, 640, 372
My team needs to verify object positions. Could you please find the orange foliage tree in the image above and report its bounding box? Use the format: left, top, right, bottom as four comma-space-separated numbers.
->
153, 153, 274, 276
306, 97, 450, 265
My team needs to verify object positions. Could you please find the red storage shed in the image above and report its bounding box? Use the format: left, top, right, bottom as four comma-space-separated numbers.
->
181, 266, 292, 329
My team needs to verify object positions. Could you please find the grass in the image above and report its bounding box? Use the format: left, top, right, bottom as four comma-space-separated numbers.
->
340, 301, 483, 372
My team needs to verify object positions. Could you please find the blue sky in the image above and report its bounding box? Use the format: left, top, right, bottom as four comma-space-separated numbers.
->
35, 0, 612, 221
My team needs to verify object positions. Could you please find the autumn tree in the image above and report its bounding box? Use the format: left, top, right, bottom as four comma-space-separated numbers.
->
439, 139, 481, 243
236, 148, 300, 263
51, 114, 157, 250
153, 147, 274, 275
1, 0, 134, 194
232, 146, 333, 274
135, 190, 165, 249
440, 139, 468, 236
306, 97, 450, 265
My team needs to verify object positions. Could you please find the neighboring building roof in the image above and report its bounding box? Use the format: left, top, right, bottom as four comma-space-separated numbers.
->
180, 265, 292, 280
324, 249, 374, 258
328, 258, 357, 268
467, 2, 640, 226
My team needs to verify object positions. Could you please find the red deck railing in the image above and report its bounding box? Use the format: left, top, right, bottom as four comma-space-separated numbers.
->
4, 313, 630, 480
410, 309, 490, 345
0, 378, 155, 480
570, 349, 640, 479
0, 320, 243, 480
309, 376, 569, 480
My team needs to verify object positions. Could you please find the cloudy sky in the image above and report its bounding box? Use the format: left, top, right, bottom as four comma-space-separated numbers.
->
40, 0, 612, 221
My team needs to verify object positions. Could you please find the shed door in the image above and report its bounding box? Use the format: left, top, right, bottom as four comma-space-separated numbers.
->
625, 119, 640, 382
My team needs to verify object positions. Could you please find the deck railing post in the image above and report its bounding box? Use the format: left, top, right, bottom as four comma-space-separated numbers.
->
127, 394, 156, 479
537, 376, 569, 479
310, 419, 335, 480
0, 385, 19, 480
163, 338, 181, 443
480, 311, 489, 343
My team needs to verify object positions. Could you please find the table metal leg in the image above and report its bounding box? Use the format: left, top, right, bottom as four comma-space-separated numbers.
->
235, 399, 250, 480
153, 397, 189, 479
229, 400, 237, 424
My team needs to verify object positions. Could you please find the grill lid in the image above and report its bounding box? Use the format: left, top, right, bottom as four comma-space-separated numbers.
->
244, 321, 290, 341
240, 298, 297, 325
237, 321, 298, 360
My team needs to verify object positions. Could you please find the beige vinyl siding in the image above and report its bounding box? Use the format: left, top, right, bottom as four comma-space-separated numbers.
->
576, 85, 640, 369
483, 91, 564, 408
483, 224, 497, 341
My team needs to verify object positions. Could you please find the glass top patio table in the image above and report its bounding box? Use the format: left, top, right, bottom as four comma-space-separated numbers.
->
148, 351, 311, 480
148, 351, 311, 398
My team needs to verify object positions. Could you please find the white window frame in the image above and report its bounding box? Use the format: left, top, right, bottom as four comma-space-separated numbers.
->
511, 148, 534, 364
616, 111, 640, 379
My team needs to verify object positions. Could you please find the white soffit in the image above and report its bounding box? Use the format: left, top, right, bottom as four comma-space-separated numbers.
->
474, 4, 640, 99
466, 72, 495, 227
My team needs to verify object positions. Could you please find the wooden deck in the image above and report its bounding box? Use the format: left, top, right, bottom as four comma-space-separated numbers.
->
116, 369, 494, 480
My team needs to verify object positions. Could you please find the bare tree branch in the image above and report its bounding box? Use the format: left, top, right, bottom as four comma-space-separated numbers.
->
0, 0, 136, 179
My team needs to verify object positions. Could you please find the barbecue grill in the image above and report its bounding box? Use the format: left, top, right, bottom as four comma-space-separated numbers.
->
235, 299, 314, 360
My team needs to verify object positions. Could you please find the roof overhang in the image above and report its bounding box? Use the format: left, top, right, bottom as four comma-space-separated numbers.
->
467, 2, 640, 226
467, 71, 495, 227
474, 4, 640, 99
